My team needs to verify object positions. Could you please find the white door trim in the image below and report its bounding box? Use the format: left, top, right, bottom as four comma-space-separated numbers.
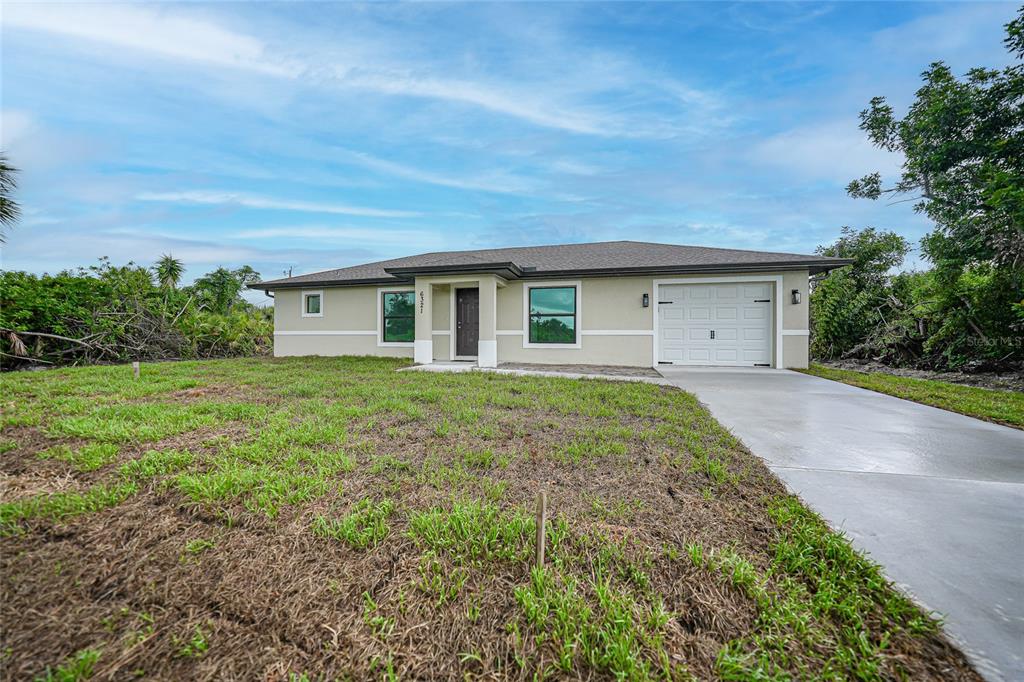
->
653, 275, 783, 369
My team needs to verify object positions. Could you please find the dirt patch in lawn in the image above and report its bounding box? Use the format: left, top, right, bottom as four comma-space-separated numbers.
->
498, 362, 662, 378
0, 356, 982, 681
820, 359, 1024, 392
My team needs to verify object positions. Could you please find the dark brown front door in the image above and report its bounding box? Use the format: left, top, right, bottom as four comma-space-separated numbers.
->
456, 288, 479, 357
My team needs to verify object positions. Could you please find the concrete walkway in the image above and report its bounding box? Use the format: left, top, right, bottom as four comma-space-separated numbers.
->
658, 367, 1024, 682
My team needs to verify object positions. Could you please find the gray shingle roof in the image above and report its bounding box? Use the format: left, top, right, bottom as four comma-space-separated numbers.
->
253, 240, 850, 288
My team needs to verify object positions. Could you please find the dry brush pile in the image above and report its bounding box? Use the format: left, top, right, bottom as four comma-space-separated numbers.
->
0, 357, 979, 680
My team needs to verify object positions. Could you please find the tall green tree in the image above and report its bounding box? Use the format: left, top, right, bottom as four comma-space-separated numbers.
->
845, 7, 1023, 365
0, 152, 20, 243
154, 254, 185, 290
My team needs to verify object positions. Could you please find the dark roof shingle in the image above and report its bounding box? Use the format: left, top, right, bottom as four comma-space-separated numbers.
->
253, 240, 849, 288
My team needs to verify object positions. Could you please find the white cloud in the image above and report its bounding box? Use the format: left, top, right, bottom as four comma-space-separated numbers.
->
136, 191, 421, 218
1, 109, 35, 146
1, 3, 723, 139
1, 2, 300, 77
334, 148, 535, 194
229, 225, 442, 247
747, 120, 902, 184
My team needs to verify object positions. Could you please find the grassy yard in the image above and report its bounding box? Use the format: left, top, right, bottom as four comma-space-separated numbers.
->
0, 357, 978, 681
799, 364, 1024, 429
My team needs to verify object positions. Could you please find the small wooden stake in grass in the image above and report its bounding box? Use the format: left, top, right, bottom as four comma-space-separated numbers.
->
132, 361, 140, 379
535, 489, 547, 569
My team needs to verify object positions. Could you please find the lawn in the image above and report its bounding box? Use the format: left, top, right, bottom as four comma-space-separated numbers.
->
0, 357, 978, 681
799, 364, 1024, 429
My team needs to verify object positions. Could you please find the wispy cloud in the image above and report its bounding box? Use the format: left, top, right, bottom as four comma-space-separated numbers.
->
333, 148, 535, 194
228, 225, 442, 247
1, 2, 722, 139
747, 120, 902, 184
136, 191, 421, 218
2, 3, 300, 77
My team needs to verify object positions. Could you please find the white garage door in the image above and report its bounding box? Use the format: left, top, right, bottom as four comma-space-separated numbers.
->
658, 283, 773, 366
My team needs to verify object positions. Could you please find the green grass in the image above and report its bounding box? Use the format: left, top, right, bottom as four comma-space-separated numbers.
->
312, 498, 394, 549
408, 499, 534, 563
35, 647, 102, 681
38, 443, 119, 472
800, 363, 1024, 428
2, 482, 137, 536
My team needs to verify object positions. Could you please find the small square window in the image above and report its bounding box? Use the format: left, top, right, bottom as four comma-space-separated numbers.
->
302, 291, 323, 317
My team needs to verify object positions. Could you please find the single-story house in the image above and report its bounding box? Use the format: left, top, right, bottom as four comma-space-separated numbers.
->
250, 240, 851, 369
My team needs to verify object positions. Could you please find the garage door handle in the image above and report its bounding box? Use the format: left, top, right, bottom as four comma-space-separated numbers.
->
710, 330, 715, 339
754, 299, 770, 303
658, 301, 673, 304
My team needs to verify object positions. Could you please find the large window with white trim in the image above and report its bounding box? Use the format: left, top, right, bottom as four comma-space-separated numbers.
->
528, 286, 577, 344
382, 291, 415, 342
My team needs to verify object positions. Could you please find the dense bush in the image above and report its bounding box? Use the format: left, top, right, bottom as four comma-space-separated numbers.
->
0, 258, 271, 368
811, 227, 1023, 369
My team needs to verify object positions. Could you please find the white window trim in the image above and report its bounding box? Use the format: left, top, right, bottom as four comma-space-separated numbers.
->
377, 287, 415, 347
522, 280, 582, 349
301, 290, 324, 318
652, 275, 783, 369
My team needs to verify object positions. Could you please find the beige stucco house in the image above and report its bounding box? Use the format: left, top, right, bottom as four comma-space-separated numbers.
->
251, 241, 850, 369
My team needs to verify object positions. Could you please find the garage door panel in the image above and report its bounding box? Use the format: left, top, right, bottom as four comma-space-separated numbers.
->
688, 348, 711, 361
658, 282, 773, 367
689, 287, 711, 300
742, 284, 770, 298
715, 286, 739, 299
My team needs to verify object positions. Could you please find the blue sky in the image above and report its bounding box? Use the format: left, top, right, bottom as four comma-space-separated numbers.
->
1, 2, 1017, 302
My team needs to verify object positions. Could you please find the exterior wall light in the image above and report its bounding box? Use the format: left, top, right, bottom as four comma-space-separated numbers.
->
642, 293, 650, 308
791, 289, 801, 305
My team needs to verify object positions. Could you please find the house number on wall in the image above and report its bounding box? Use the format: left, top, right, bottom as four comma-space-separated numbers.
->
419, 291, 425, 313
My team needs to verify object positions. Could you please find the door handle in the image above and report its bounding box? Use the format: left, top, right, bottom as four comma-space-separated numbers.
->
710, 330, 715, 340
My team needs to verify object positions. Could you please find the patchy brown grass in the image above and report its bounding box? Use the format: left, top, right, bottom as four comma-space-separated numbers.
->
1, 357, 979, 680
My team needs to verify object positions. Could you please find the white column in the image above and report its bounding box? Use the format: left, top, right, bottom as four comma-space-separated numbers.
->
478, 276, 497, 368
414, 278, 433, 364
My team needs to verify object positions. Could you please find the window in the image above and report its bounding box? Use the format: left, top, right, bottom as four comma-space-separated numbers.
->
382, 291, 414, 342
301, 290, 323, 317
529, 286, 577, 344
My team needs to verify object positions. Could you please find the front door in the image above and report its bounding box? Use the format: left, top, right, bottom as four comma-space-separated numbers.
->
456, 288, 480, 357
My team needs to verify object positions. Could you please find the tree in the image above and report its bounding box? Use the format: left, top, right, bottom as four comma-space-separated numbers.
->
845, 8, 1023, 365
811, 227, 912, 360
154, 254, 185, 290
0, 152, 20, 243
190, 266, 261, 315
847, 8, 1023, 269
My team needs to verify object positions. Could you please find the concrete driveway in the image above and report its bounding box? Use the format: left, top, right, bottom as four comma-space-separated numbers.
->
658, 367, 1024, 682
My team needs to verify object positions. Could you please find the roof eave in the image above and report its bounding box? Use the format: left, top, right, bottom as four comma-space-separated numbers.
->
383, 261, 524, 280
247, 276, 410, 291
249, 258, 853, 290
